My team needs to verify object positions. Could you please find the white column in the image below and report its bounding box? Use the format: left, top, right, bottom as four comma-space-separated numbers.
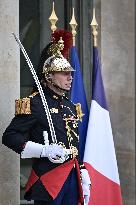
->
0, 0, 20, 205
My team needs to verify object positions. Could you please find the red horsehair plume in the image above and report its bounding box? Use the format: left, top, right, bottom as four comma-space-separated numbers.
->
52, 29, 73, 59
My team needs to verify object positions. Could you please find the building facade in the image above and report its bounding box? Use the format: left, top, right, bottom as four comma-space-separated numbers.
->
0, 0, 135, 205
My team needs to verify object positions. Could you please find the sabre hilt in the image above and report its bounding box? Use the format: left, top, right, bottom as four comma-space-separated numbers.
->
43, 131, 69, 164
43, 131, 49, 146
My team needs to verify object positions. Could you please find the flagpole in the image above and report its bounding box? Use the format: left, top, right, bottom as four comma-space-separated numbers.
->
90, 8, 98, 47
49, 1, 58, 33
69, 8, 78, 46
69, 8, 87, 205
69, 8, 89, 162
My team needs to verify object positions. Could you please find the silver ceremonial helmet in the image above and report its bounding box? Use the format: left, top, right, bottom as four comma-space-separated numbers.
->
42, 37, 75, 76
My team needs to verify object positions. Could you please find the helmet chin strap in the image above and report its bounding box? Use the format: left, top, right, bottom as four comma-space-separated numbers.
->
46, 78, 68, 93
51, 81, 68, 92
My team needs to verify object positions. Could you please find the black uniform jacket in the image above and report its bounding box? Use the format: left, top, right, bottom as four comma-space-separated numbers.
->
2, 86, 80, 201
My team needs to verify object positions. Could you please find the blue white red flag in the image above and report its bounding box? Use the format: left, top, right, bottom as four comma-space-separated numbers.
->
83, 47, 123, 205
70, 46, 89, 161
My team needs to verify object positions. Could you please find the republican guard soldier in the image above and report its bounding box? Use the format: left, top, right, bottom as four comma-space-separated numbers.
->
2, 29, 91, 205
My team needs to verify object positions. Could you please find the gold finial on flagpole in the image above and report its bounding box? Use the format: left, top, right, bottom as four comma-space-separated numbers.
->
69, 8, 78, 46
49, 2, 58, 33
91, 8, 98, 47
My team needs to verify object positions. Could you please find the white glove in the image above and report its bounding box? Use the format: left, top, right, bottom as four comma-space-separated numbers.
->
41, 143, 67, 161
21, 141, 67, 162
21, 141, 44, 158
81, 169, 91, 205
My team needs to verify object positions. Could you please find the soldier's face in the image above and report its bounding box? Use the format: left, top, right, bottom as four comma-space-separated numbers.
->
51, 71, 73, 91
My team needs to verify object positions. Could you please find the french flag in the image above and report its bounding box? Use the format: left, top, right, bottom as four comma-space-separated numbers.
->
83, 47, 123, 205
70, 46, 89, 161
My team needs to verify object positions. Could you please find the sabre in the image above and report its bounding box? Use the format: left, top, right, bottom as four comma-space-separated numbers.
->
12, 33, 57, 144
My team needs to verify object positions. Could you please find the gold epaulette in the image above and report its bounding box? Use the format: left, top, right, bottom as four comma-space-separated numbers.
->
15, 92, 38, 115
75, 103, 85, 122
15, 97, 31, 115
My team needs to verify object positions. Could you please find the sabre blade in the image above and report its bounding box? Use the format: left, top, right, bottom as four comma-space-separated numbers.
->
12, 33, 57, 144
